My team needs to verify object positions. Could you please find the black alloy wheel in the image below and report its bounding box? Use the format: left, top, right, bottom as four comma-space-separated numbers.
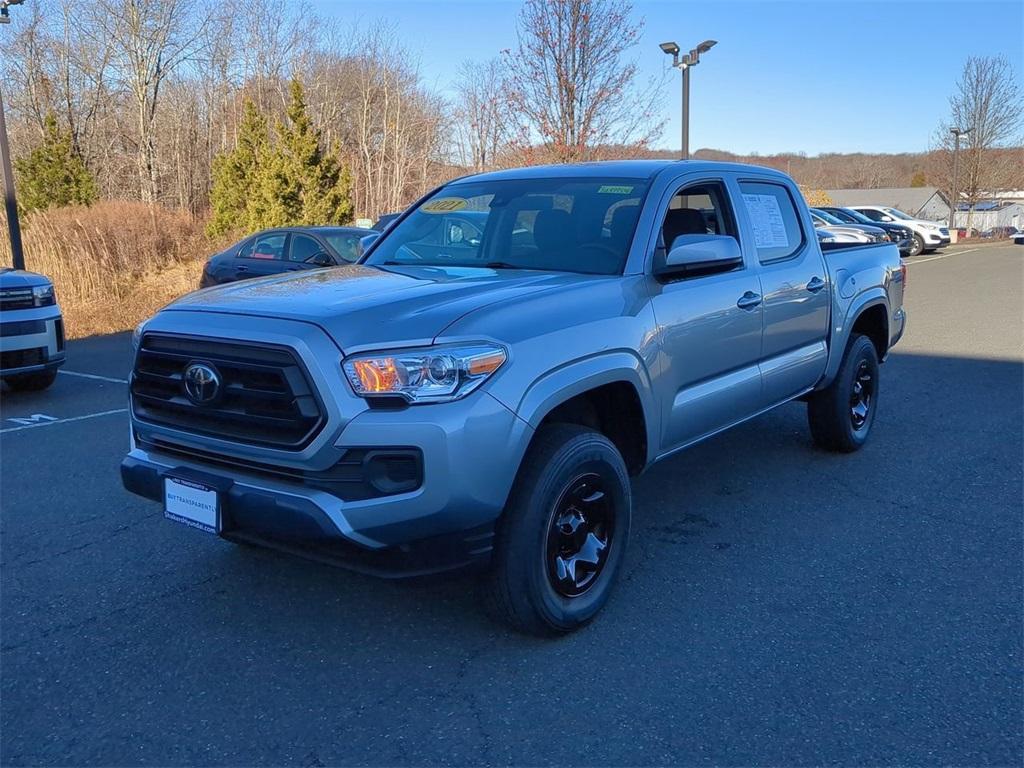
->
849, 360, 874, 432
545, 473, 615, 597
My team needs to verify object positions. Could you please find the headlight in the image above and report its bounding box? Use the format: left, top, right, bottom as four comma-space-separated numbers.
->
343, 343, 507, 403
32, 284, 55, 307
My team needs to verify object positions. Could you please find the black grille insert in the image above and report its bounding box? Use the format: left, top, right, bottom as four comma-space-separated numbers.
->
131, 334, 325, 449
0, 288, 35, 311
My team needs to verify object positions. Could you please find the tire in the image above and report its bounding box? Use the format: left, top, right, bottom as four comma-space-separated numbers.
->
908, 233, 924, 257
4, 369, 58, 391
807, 334, 880, 453
484, 424, 631, 636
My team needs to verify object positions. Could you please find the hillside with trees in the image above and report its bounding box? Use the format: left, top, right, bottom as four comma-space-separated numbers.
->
0, 0, 1021, 339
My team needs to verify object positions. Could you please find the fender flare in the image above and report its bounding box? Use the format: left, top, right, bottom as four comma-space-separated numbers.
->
820, 290, 889, 388
511, 350, 659, 468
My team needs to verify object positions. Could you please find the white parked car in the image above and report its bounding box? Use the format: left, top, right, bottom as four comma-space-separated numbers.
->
849, 206, 950, 257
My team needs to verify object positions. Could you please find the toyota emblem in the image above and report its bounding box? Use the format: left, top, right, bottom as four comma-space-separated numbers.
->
183, 362, 221, 404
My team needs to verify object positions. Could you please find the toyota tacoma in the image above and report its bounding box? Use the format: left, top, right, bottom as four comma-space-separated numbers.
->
121, 161, 906, 635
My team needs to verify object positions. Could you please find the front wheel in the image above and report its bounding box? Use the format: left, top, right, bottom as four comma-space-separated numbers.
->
807, 334, 880, 452
908, 233, 924, 257
485, 424, 631, 636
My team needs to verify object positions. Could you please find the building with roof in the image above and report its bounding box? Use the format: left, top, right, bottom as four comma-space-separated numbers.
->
952, 201, 1024, 232
825, 187, 950, 222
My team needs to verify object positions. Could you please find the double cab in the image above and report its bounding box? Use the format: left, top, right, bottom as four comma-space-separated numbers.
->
122, 161, 906, 635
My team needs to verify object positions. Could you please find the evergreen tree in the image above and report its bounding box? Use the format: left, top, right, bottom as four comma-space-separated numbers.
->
207, 99, 269, 236
260, 80, 353, 228
15, 114, 97, 213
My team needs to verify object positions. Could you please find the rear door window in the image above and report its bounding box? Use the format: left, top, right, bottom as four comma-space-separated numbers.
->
239, 232, 287, 261
738, 181, 804, 263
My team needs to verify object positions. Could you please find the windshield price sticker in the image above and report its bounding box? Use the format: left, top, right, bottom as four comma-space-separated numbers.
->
598, 185, 634, 195
742, 193, 789, 248
421, 197, 468, 213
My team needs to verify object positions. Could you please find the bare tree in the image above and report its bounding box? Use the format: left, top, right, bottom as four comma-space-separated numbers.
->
96, 0, 212, 202
453, 58, 508, 171
504, 0, 662, 163
932, 55, 1023, 220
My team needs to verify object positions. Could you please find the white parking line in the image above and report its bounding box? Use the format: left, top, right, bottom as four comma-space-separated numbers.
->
907, 248, 981, 264
0, 408, 128, 434
58, 370, 128, 384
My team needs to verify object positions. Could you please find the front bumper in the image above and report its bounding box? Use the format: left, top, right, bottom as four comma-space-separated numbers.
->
0, 306, 65, 375
121, 451, 498, 577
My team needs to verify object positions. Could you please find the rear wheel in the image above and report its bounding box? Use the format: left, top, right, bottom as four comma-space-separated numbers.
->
3, 369, 58, 391
485, 424, 631, 636
807, 334, 879, 452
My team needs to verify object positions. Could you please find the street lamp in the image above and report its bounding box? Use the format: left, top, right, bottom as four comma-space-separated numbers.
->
661, 38, 717, 159
948, 126, 972, 232
0, 0, 26, 270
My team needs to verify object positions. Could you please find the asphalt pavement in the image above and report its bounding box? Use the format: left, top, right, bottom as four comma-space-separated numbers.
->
2, 244, 1022, 766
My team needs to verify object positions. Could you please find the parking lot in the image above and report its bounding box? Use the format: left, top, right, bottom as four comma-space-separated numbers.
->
1, 244, 1021, 766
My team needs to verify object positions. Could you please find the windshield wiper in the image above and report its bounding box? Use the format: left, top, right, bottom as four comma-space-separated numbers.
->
483, 261, 539, 270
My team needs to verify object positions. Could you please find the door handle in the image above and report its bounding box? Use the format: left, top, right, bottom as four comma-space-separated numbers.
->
235, 264, 249, 273
736, 291, 762, 310
806, 276, 826, 293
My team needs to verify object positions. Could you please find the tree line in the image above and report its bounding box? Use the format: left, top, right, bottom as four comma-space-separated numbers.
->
1, 0, 1020, 234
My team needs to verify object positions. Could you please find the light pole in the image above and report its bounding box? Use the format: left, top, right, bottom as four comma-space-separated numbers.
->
1, 0, 26, 270
660, 39, 717, 160
949, 126, 971, 232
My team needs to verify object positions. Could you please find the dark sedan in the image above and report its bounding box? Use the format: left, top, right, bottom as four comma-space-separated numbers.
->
817, 206, 915, 256
199, 226, 377, 288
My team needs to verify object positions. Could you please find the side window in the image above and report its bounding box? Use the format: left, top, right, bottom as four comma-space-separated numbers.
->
660, 181, 737, 252
242, 232, 287, 261
738, 181, 804, 263
289, 234, 325, 263
859, 209, 883, 222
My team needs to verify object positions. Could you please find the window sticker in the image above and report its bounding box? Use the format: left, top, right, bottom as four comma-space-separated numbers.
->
598, 185, 635, 195
742, 193, 789, 249
421, 197, 467, 213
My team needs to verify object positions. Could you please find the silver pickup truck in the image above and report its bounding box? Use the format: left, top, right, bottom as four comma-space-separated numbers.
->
121, 161, 906, 635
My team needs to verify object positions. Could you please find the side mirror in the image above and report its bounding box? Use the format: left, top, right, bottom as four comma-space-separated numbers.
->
307, 251, 334, 267
880, 216, 894, 222
657, 234, 742, 277
359, 233, 380, 256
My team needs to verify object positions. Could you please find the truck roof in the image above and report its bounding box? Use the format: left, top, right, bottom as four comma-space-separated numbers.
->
450, 159, 789, 185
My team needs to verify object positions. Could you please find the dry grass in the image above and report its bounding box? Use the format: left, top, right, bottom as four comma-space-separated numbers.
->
1, 202, 223, 339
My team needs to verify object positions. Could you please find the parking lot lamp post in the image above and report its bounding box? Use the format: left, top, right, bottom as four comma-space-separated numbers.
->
949, 126, 971, 232
661, 39, 717, 160
0, 83, 25, 271
1, 0, 26, 270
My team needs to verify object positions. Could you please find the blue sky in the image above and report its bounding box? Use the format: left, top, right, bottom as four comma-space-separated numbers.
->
311, 0, 1024, 156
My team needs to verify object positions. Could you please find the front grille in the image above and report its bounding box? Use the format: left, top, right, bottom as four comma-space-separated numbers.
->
0, 288, 35, 311
131, 334, 325, 450
1, 347, 45, 369
939, 227, 950, 236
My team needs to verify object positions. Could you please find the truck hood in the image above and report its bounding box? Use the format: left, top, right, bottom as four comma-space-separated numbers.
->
0, 268, 53, 288
165, 264, 602, 351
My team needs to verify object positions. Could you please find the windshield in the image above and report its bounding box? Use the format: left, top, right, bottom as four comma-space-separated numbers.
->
322, 232, 363, 262
364, 177, 651, 274
884, 208, 914, 221
812, 209, 845, 225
